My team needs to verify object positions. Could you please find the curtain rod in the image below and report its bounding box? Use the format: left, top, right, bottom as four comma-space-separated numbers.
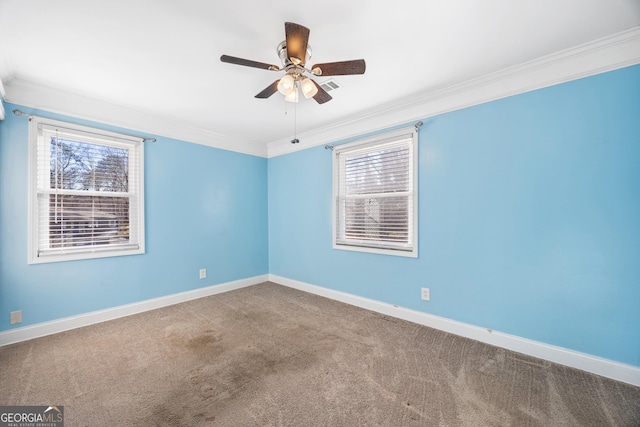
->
12, 109, 157, 142
324, 120, 423, 151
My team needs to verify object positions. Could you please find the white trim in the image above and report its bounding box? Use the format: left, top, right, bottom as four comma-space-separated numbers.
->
267, 26, 640, 158
0, 76, 5, 120
0, 274, 268, 347
269, 274, 640, 387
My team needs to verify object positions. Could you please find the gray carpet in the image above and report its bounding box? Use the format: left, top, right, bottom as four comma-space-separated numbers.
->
1, 282, 638, 426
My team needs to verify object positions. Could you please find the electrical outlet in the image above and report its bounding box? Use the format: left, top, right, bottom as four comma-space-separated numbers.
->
421, 288, 430, 301
199, 269, 206, 279
10, 310, 22, 325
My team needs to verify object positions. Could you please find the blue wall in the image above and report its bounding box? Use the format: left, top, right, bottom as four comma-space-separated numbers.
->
1, 65, 638, 368
0, 104, 269, 330
268, 65, 640, 367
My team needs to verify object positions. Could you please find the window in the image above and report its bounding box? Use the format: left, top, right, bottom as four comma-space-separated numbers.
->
28, 117, 145, 263
333, 126, 418, 257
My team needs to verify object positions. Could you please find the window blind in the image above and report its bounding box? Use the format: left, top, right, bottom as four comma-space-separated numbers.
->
334, 131, 417, 254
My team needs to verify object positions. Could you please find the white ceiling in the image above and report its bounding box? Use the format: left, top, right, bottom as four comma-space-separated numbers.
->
1, 0, 639, 155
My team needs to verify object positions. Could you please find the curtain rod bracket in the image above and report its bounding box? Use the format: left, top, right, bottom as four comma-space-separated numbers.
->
324, 145, 334, 151
13, 109, 32, 121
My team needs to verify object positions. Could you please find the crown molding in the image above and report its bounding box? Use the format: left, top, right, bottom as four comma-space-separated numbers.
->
3, 79, 267, 157
0, 33, 15, 102
0, 74, 6, 120
0, 78, 5, 120
267, 26, 640, 158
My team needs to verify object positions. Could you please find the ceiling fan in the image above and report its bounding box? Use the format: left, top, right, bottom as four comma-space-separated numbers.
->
220, 22, 366, 104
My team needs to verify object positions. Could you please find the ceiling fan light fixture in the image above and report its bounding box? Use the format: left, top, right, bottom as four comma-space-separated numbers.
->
277, 74, 296, 95
284, 86, 299, 103
300, 77, 318, 98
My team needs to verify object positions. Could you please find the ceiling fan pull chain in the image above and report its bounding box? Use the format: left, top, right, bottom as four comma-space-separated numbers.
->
291, 101, 299, 144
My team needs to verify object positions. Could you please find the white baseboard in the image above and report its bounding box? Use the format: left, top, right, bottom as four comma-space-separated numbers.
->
3, 273, 637, 387
269, 274, 640, 387
0, 274, 268, 347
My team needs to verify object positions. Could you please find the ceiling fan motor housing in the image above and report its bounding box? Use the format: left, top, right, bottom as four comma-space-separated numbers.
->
277, 41, 312, 67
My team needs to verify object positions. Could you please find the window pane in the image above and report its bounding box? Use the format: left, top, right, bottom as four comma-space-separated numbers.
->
342, 196, 409, 244
43, 194, 130, 248
49, 138, 129, 192
344, 145, 410, 195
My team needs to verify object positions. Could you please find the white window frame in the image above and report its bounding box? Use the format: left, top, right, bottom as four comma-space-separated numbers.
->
28, 116, 145, 264
332, 126, 418, 258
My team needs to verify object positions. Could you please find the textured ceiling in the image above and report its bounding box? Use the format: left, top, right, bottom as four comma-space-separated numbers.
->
1, 0, 639, 153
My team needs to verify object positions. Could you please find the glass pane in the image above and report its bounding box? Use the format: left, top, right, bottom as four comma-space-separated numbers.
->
46, 195, 130, 248
49, 138, 129, 192
344, 145, 410, 195
342, 196, 409, 243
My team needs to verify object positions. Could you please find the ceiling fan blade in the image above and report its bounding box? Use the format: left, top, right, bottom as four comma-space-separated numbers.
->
285, 22, 310, 66
311, 59, 366, 76
311, 80, 332, 104
255, 80, 280, 99
220, 54, 280, 71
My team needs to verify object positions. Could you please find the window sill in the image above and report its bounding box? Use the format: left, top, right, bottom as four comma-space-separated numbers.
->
333, 243, 418, 258
28, 247, 145, 264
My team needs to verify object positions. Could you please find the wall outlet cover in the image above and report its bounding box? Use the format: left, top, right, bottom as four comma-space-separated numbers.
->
10, 310, 22, 324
